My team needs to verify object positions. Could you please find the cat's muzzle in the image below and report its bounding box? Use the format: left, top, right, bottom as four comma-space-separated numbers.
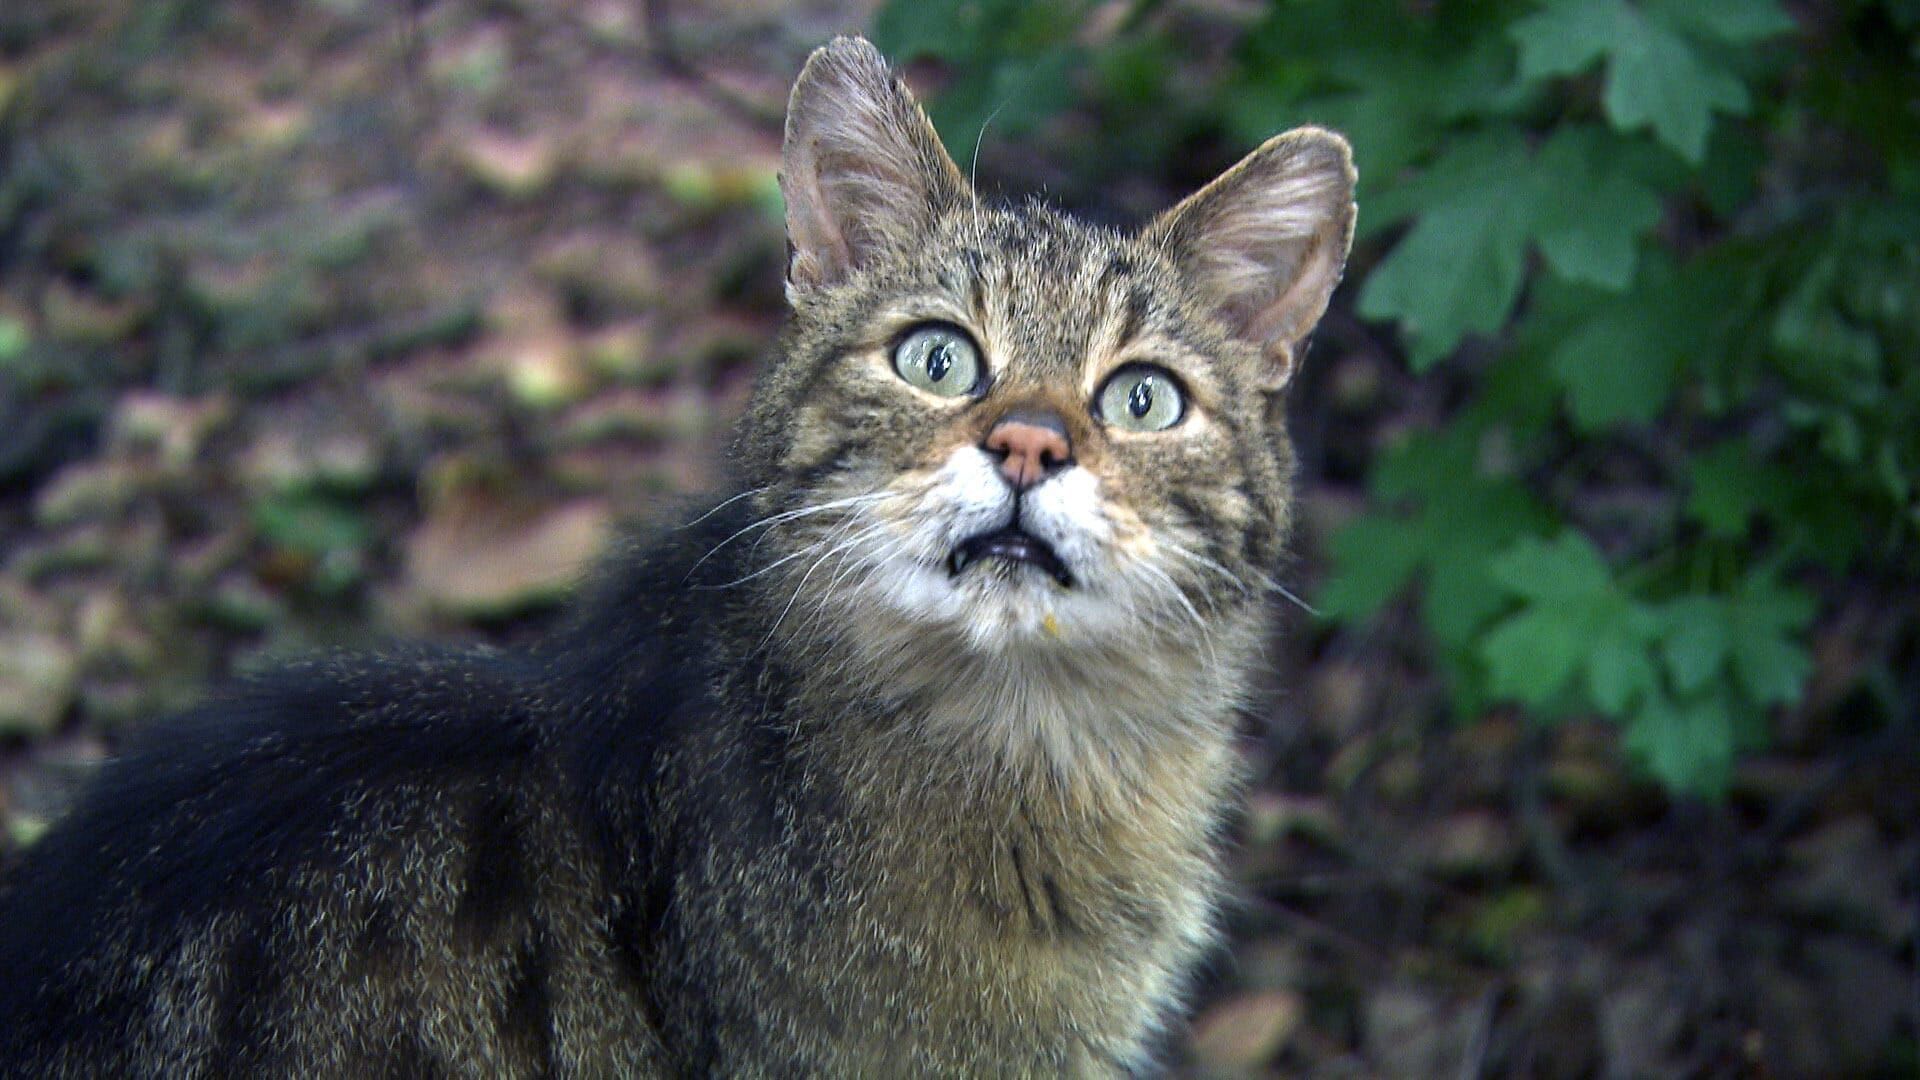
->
948, 526, 1073, 587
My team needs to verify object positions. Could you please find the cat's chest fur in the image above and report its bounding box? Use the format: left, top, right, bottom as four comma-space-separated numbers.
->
688, 640, 1250, 1075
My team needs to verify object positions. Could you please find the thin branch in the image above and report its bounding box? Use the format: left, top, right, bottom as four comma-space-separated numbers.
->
639, 0, 784, 134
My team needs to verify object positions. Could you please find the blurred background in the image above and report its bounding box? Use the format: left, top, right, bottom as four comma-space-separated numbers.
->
0, 0, 1915, 1074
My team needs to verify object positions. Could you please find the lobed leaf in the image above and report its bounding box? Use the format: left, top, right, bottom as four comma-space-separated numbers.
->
1511, 0, 1791, 161
1624, 690, 1735, 797
1660, 597, 1730, 695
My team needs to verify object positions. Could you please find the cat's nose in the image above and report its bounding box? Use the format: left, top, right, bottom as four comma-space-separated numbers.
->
983, 409, 1074, 490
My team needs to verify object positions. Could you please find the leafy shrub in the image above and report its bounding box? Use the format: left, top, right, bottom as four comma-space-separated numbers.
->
873, 0, 1919, 795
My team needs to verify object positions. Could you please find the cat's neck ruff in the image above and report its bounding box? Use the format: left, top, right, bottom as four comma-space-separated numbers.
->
785, 592, 1267, 817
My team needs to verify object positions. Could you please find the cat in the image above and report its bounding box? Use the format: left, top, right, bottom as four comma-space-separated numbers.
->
0, 35, 1354, 1077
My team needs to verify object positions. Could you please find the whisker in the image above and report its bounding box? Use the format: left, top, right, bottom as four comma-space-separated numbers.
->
1135, 562, 1206, 633
1133, 560, 1220, 671
758, 523, 890, 652
696, 521, 854, 590
790, 530, 889, 649
969, 102, 1006, 244
676, 485, 769, 529
1269, 581, 1318, 618
686, 489, 890, 578
1158, 539, 1318, 616
1156, 539, 1251, 593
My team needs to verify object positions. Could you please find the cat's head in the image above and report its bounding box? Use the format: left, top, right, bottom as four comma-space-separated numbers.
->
733, 37, 1353, 668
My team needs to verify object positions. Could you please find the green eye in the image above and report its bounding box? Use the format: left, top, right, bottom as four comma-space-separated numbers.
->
1096, 365, 1185, 431
892, 324, 983, 398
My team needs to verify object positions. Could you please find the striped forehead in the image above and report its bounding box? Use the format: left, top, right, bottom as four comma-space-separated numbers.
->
933, 204, 1167, 383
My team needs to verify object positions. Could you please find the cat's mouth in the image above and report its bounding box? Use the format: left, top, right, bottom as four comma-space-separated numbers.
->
949, 526, 1073, 587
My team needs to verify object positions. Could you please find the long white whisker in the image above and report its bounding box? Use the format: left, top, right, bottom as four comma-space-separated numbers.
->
791, 528, 889, 649
1269, 581, 1318, 617
686, 489, 890, 577
676, 485, 769, 529
1135, 562, 1206, 634
1156, 540, 1250, 595
1158, 538, 1317, 616
734, 502, 880, 589
758, 523, 890, 652
969, 103, 1006, 244
697, 523, 854, 591
1134, 560, 1220, 671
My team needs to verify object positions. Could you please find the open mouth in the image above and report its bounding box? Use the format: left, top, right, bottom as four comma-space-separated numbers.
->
948, 526, 1073, 587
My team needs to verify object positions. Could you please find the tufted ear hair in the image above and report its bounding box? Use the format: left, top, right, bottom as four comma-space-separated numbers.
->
1147, 128, 1356, 389
780, 37, 968, 296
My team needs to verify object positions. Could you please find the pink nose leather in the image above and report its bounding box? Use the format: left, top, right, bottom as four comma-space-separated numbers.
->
983, 412, 1072, 490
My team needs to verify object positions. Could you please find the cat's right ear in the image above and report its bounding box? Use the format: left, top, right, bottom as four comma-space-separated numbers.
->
780, 37, 968, 295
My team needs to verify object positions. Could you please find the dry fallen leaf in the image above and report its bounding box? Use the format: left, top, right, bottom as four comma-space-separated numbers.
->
1188, 989, 1305, 1071
404, 494, 612, 618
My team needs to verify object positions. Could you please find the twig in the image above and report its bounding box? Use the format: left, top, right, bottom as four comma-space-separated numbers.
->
1246, 895, 1394, 974
639, 0, 784, 134
1454, 986, 1498, 1080
1515, 725, 1618, 918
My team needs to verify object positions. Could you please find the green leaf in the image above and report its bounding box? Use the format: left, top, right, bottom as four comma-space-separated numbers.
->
1726, 575, 1817, 705
1481, 603, 1590, 705
1530, 253, 1747, 431
1511, 0, 1622, 78
1265, 87, 1439, 221
1357, 133, 1535, 366
1319, 428, 1551, 649
928, 47, 1082, 152
871, 0, 1088, 151
1547, 304, 1680, 428
1603, 11, 1749, 161
872, 0, 1086, 61
1530, 128, 1665, 289
1624, 690, 1735, 797
1511, 0, 1785, 161
870, 1, 963, 60
251, 493, 371, 595
1696, 124, 1767, 217
1359, 125, 1667, 363
1425, 554, 1520, 654
0, 316, 27, 365
1489, 531, 1613, 603
1384, 431, 1553, 653
1660, 596, 1729, 694
1648, 0, 1796, 44
1475, 349, 1563, 440
1686, 440, 1772, 537
1588, 628, 1659, 713
253, 494, 370, 556
1728, 626, 1812, 707
1238, 28, 1528, 221
1318, 514, 1426, 620
1480, 531, 1633, 706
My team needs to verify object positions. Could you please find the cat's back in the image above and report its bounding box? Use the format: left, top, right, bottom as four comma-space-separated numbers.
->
0, 496, 767, 1077
0, 644, 670, 1076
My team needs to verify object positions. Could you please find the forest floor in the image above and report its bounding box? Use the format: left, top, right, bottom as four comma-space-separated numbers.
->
0, 2, 1913, 1075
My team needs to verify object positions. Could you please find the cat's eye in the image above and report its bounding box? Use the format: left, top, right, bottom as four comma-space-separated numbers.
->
1096, 365, 1185, 431
892, 324, 983, 398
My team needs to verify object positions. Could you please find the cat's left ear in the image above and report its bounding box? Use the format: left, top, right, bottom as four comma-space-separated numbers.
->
1147, 128, 1356, 389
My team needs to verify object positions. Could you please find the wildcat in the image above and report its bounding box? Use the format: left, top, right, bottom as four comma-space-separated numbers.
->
0, 36, 1353, 1077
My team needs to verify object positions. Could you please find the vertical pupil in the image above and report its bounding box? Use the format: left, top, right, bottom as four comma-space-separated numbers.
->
926, 340, 952, 382
1127, 377, 1154, 418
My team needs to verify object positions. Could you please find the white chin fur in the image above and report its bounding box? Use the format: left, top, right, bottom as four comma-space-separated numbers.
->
835, 446, 1159, 654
